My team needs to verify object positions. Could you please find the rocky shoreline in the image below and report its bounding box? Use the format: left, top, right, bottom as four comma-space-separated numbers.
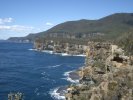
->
65, 42, 133, 100
33, 39, 87, 56
29, 49, 86, 57
49, 70, 81, 100
31, 40, 133, 100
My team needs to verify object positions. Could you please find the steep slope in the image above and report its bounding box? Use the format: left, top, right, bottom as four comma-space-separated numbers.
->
116, 32, 133, 55
8, 13, 133, 42
40, 13, 133, 38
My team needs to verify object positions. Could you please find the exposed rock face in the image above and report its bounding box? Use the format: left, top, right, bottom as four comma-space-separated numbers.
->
65, 42, 133, 100
34, 39, 87, 55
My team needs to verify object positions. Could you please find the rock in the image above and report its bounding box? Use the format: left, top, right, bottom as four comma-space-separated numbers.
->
65, 43, 133, 100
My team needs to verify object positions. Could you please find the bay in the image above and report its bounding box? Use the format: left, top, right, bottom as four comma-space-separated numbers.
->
0, 42, 84, 100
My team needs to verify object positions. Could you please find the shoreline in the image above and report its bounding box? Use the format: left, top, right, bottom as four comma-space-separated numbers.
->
49, 86, 67, 100
29, 48, 84, 100
50, 69, 82, 100
28, 49, 86, 57
63, 70, 80, 83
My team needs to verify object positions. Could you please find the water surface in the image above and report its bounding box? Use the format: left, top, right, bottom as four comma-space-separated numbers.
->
0, 42, 84, 100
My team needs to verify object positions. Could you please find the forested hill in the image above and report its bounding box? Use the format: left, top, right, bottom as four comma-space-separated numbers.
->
8, 13, 133, 42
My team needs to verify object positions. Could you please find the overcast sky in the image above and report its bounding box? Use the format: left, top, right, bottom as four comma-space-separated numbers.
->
0, 0, 133, 39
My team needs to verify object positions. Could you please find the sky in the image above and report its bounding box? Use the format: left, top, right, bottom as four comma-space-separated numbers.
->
0, 0, 133, 39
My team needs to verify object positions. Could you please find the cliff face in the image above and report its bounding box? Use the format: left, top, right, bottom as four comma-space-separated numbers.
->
33, 39, 88, 55
65, 42, 133, 100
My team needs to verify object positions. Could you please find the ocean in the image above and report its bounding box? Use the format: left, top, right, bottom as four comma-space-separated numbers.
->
0, 42, 85, 100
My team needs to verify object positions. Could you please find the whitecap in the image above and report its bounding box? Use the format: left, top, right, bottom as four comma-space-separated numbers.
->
62, 77, 79, 83
61, 53, 86, 57
49, 87, 66, 100
28, 49, 86, 57
51, 64, 62, 68
28, 48, 38, 51
73, 54, 86, 57
47, 64, 62, 68
61, 53, 71, 56
64, 71, 73, 76
63, 71, 79, 83
41, 50, 54, 54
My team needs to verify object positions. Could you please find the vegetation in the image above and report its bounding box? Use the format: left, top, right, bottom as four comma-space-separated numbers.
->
116, 32, 133, 55
8, 13, 133, 43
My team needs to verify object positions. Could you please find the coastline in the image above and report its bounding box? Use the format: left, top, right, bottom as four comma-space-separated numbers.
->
50, 69, 82, 100
49, 86, 67, 100
63, 70, 80, 83
29, 48, 85, 100
28, 49, 86, 57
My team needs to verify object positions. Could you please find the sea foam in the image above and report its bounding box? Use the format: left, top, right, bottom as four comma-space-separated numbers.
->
49, 87, 65, 100
63, 71, 79, 83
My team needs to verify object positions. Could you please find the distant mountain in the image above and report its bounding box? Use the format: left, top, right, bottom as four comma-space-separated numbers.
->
8, 13, 133, 42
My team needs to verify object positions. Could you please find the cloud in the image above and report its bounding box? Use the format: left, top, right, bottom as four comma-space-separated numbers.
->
0, 18, 13, 24
45, 22, 54, 26
0, 25, 34, 32
0, 17, 34, 33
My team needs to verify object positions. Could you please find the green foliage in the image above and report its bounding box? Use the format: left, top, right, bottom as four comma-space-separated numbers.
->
8, 13, 133, 42
116, 32, 133, 55
108, 81, 118, 91
38, 13, 133, 41
93, 60, 106, 72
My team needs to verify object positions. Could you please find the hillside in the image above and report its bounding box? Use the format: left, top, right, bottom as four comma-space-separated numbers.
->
116, 32, 133, 55
8, 13, 133, 42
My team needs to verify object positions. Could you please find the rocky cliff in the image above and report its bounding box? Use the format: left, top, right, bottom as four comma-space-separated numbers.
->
65, 42, 133, 100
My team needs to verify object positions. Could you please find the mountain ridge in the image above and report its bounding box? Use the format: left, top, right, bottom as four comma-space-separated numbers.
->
8, 13, 133, 42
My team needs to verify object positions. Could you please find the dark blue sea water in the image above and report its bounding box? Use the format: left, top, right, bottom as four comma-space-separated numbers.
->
0, 42, 84, 100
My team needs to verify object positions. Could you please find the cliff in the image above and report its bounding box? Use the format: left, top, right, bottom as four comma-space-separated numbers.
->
33, 39, 88, 55
65, 42, 133, 100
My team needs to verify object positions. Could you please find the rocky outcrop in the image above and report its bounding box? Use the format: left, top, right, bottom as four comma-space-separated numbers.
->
65, 42, 133, 100
8, 92, 24, 100
34, 39, 87, 55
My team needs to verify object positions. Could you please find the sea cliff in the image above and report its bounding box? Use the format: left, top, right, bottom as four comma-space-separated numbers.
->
65, 42, 133, 100
33, 39, 88, 56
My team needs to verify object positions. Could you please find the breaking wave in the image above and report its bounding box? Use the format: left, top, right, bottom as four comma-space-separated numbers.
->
49, 87, 66, 100
28, 49, 86, 57
63, 71, 79, 83
28, 48, 38, 51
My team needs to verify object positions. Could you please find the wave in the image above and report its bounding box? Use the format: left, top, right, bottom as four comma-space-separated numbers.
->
73, 54, 86, 57
28, 48, 38, 51
60, 53, 71, 56
64, 71, 73, 76
51, 64, 62, 68
41, 50, 54, 54
28, 49, 54, 54
49, 87, 66, 100
62, 77, 79, 83
28, 49, 86, 57
56, 53, 86, 57
63, 71, 79, 83
47, 64, 62, 68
